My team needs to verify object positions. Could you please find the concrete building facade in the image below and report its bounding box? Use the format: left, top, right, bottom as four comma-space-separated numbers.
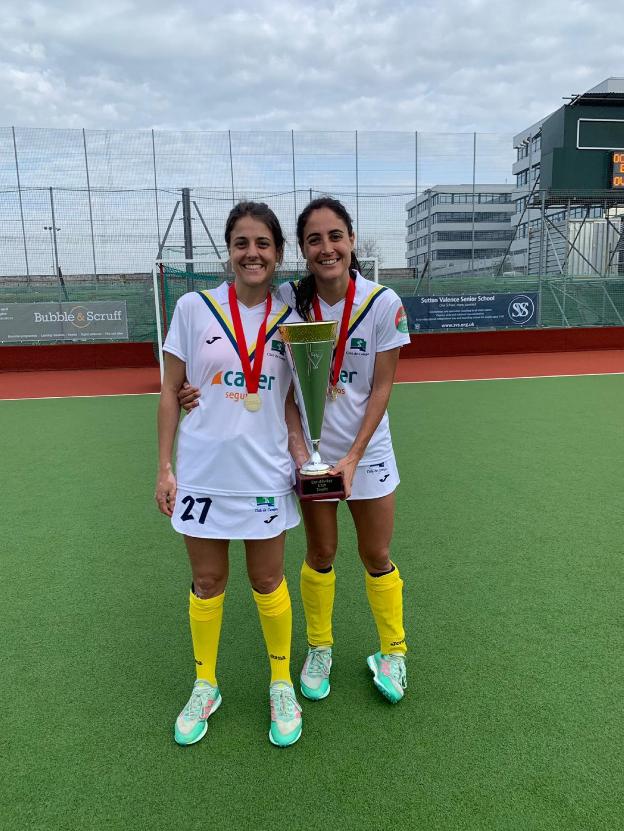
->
405, 184, 514, 277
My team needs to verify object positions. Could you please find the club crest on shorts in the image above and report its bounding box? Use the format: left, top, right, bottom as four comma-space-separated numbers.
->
255, 496, 277, 514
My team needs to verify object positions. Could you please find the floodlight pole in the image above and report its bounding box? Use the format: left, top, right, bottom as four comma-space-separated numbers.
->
182, 188, 194, 276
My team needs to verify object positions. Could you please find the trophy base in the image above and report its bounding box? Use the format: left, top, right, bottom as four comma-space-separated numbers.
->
296, 469, 345, 501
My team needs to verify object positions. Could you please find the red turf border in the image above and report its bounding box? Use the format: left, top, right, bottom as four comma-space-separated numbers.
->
0, 342, 158, 372
400, 326, 624, 358
1, 327, 623, 372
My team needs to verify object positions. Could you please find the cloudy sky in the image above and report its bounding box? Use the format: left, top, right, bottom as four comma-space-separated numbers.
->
1, 0, 622, 135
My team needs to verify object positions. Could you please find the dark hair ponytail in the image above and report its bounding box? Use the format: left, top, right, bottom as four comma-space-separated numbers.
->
294, 197, 361, 320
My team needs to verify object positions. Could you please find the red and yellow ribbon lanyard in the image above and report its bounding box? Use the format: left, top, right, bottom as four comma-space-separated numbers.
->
312, 274, 356, 400
228, 283, 272, 412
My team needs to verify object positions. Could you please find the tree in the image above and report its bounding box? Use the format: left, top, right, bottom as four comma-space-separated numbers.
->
357, 235, 383, 267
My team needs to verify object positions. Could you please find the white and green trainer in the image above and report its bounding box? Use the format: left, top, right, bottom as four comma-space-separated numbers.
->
269, 681, 302, 747
367, 652, 407, 704
174, 679, 222, 746
300, 646, 332, 701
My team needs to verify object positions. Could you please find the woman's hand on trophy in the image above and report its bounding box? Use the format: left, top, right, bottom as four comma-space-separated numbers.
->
329, 453, 359, 500
178, 381, 200, 412
155, 465, 177, 517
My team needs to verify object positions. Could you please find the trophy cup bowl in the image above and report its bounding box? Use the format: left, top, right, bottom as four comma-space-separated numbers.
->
278, 320, 345, 500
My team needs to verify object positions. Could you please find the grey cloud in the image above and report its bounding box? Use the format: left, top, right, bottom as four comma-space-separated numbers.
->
0, 0, 622, 133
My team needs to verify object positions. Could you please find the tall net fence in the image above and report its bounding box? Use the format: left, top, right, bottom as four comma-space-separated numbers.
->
1, 128, 624, 342
0, 128, 518, 277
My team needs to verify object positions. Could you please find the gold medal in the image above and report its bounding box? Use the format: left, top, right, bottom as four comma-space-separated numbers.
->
244, 392, 262, 412
328, 385, 338, 401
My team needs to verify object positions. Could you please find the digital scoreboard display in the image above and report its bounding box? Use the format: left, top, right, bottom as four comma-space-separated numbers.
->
613, 152, 624, 188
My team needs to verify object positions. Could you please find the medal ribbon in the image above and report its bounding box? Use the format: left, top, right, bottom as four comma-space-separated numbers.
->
312, 274, 356, 389
228, 283, 272, 395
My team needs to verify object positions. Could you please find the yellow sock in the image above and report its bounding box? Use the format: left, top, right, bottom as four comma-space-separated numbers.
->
253, 578, 292, 684
188, 590, 225, 686
365, 563, 407, 655
300, 560, 335, 647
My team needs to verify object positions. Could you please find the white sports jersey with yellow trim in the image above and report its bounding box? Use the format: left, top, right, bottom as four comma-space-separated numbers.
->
278, 272, 410, 466
164, 282, 299, 496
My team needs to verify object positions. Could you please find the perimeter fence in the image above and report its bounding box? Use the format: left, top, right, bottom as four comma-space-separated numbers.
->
1, 128, 624, 344
0, 127, 514, 277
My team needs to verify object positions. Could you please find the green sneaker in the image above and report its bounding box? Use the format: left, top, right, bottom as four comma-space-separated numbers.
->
367, 652, 407, 704
174, 679, 222, 746
300, 646, 332, 700
269, 681, 302, 747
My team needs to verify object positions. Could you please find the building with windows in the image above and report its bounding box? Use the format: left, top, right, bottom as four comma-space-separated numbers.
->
405, 185, 514, 276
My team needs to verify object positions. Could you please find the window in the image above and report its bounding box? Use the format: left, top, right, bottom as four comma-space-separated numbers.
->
431, 212, 512, 224
516, 169, 529, 186
432, 248, 508, 261
517, 143, 529, 160
431, 230, 514, 242
531, 133, 541, 153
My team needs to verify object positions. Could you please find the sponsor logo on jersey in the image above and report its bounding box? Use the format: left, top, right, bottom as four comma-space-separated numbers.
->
350, 337, 367, 352
206, 336, 222, 345
256, 496, 276, 507
271, 339, 285, 355
211, 370, 276, 390
395, 305, 409, 333
330, 369, 358, 397
264, 515, 278, 524
211, 370, 277, 402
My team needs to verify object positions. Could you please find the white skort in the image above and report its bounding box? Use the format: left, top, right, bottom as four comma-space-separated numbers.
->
171, 489, 301, 539
327, 455, 400, 502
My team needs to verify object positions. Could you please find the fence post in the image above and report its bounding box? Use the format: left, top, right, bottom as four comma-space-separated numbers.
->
11, 126, 30, 279
291, 130, 297, 245
471, 132, 476, 275
82, 129, 98, 280
228, 130, 235, 207
414, 130, 418, 203
182, 187, 194, 284
538, 190, 546, 276
355, 130, 359, 243
152, 129, 162, 253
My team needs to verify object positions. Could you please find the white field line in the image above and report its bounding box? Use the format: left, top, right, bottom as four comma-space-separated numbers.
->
395, 370, 624, 384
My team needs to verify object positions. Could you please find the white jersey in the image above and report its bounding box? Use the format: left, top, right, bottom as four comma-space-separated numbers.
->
278, 272, 410, 466
163, 282, 299, 496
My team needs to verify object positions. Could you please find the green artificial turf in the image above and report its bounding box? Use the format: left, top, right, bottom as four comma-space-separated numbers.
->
1, 376, 623, 830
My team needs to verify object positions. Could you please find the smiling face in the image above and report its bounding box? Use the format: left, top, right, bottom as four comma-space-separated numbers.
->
300, 207, 355, 290
228, 215, 282, 292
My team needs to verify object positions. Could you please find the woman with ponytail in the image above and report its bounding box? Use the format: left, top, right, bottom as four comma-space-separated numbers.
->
279, 197, 410, 706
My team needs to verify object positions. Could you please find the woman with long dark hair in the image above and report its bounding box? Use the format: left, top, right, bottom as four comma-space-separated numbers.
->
280, 197, 410, 704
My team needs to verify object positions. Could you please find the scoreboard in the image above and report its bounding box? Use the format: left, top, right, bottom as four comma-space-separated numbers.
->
613, 152, 624, 189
